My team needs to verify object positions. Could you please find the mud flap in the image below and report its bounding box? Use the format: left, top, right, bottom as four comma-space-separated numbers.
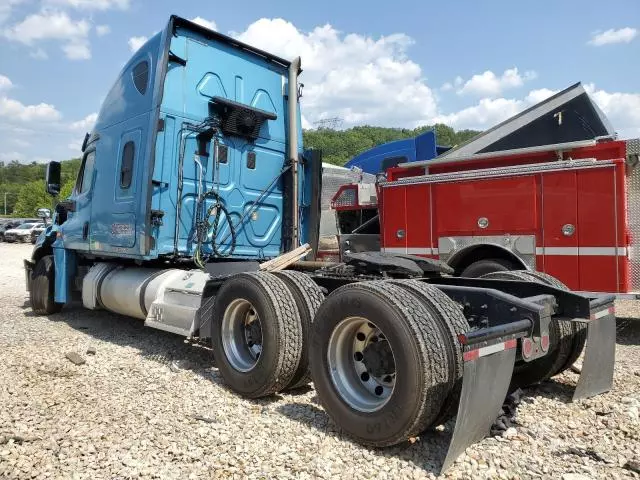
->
572, 306, 616, 401
441, 342, 517, 473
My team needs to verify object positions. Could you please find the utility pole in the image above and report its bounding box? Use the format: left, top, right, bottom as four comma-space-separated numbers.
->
3, 192, 15, 216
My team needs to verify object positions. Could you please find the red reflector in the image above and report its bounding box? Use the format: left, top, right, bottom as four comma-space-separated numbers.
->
541, 334, 550, 352
457, 333, 468, 345
522, 338, 532, 358
463, 349, 480, 362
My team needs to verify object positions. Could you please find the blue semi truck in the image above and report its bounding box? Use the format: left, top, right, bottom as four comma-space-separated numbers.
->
344, 129, 451, 174
24, 16, 617, 472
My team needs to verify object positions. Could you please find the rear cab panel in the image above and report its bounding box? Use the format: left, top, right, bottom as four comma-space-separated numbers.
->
150, 19, 299, 260
57, 16, 307, 264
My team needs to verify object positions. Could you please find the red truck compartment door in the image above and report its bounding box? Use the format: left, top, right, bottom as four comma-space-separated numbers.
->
541, 171, 579, 289
434, 177, 537, 234
576, 167, 620, 292
380, 186, 407, 253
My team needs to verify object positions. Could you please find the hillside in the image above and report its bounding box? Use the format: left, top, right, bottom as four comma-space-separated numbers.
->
0, 124, 479, 217
303, 124, 480, 165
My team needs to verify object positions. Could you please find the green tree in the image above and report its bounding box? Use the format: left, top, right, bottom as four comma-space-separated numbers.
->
303, 124, 481, 166
59, 179, 75, 199
13, 181, 54, 217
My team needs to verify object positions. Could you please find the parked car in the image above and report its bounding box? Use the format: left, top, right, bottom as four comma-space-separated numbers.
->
3, 222, 45, 243
0, 221, 21, 242
30, 224, 46, 244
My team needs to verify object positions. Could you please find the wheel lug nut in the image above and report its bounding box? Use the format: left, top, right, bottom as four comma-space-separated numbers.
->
354, 352, 363, 361
360, 372, 370, 382
356, 332, 366, 341
374, 386, 384, 396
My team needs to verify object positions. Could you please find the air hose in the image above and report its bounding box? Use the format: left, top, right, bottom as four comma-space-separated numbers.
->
194, 190, 237, 267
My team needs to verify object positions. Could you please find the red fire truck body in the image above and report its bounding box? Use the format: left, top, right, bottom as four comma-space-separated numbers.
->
333, 138, 640, 295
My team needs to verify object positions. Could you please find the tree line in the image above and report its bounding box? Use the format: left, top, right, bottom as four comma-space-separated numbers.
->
0, 159, 80, 217
0, 124, 479, 217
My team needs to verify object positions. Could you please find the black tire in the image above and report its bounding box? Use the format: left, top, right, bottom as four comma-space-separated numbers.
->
211, 272, 303, 398
30, 255, 63, 315
273, 270, 325, 390
460, 258, 518, 278
387, 279, 469, 424
514, 270, 587, 376
309, 281, 451, 447
481, 270, 573, 387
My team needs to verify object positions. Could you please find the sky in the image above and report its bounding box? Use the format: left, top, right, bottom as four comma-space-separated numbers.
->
0, 0, 639, 164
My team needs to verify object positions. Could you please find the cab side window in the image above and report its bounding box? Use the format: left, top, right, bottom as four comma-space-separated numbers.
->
120, 141, 135, 189
132, 61, 149, 95
76, 151, 96, 194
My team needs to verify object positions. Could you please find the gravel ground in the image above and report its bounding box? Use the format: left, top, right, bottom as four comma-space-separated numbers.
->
0, 242, 639, 480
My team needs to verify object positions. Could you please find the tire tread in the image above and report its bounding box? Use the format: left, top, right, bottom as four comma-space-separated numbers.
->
273, 270, 325, 390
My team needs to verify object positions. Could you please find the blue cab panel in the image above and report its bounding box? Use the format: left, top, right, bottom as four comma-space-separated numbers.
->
58, 16, 308, 262
345, 130, 450, 174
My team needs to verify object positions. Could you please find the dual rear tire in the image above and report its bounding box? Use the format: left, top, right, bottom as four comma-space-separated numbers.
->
210, 271, 323, 398
211, 274, 469, 447
480, 270, 587, 387
309, 280, 468, 446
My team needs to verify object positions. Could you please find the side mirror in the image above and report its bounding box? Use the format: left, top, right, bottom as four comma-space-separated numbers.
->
45, 161, 61, 196
36, 208, 51, 219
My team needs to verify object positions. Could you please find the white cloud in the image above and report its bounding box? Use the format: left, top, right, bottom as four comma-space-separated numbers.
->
433, 97, 524, 130
68, 140, 82, 152
44, 0, 130, 10
236, 18, 437, 128
0, 96, 62, 122
433, 84, 640, 137
0, 75, 13, 92
68, 112, 97, 132
62, 40, 91, 60
4, 10, 90, 45
191, 17, 217, 31
10, 138, 29, 148
29, 48, 48, 59
524, 88, 558, 104
96, 24, 110, 36
585, 84, 640, 137
0, 151, 26, 162
588, 27, 637, 46
3, 9, 93, 60
0, 0, 26, 25
128, 35, 148, 52
457, 68, 537, 97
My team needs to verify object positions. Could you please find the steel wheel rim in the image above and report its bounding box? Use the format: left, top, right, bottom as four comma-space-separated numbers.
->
221, 298, 263, 372
327, 317, 396, 412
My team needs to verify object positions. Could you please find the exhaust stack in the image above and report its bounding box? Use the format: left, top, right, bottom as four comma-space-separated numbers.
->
288, 56, 302, 250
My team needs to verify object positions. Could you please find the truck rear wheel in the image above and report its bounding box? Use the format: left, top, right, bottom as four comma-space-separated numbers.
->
460, 258, 518, 278
30, 255, 63, 315
211, 272, 303, 398
514, 270, 587, 376
386, 279, 469, 424
309, 281, 452, 447
480, 270, 573, 387
273, 270, 325, 390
